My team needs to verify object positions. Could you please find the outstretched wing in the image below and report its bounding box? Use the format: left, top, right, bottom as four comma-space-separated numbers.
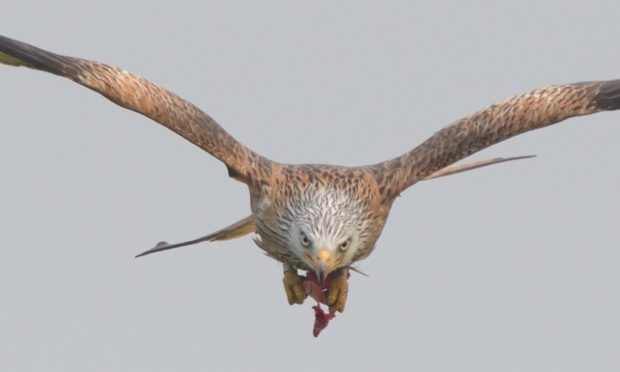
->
135, 215, 256, 258
0, 35, 272, 183
421, 155, 535, 180
372, 80, 620, 196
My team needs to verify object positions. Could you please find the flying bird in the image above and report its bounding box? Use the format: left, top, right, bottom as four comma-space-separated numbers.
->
1, 35, 619, 324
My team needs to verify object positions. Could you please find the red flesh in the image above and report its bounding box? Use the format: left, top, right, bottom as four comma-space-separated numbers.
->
303, 269, 349, 337
312, 305, 335, 337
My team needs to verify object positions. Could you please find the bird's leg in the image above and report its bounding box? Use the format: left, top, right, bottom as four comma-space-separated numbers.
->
282, 263, 306, 305
325, 268, 349, 313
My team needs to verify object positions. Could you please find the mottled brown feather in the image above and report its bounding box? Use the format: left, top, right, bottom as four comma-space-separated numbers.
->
2, 34, 619, 271
0, 35, 271, 184
372, 80, 620, 196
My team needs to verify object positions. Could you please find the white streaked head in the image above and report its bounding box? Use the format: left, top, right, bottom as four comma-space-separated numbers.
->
284, 186, 371, 282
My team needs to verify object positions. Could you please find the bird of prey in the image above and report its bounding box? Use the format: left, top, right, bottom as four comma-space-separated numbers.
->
1, 35, 619, 322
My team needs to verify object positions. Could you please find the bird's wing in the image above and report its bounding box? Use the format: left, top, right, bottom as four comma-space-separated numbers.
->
421, 155, 535, 180
372, 80, 620, 196
135, 215, 256, 258
0, 35, 272, 184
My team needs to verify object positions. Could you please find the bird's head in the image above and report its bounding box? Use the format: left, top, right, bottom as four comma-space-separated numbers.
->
285, 186, 373, 283
294, 225, 358, 283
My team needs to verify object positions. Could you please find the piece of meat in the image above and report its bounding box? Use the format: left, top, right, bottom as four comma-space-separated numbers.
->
312, 305, 336, 337
303, 269, 347, 337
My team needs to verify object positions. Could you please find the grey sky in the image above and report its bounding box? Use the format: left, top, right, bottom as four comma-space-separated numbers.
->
1, 1, 619, 371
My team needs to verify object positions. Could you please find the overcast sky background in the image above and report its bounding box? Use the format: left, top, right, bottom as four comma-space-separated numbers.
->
1, 1, 619, 371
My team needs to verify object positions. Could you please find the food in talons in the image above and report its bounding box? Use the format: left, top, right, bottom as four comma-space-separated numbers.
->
303, 269, 351, 337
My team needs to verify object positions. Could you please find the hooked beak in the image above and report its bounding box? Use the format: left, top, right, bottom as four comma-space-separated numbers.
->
308, 249, 341, 284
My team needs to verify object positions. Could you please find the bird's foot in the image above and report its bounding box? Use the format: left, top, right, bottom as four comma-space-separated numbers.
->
304, 268, 350, 313
325, 269, 349, 313
282, 270, 307, 305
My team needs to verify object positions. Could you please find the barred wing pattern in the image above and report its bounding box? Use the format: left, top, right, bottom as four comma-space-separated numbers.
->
0, 35, 273, 184
374, 80, 620, 196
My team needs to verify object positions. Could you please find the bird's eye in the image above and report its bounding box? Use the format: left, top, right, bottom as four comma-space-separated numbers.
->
300, 233, 310, 247
339, 239, 350, 251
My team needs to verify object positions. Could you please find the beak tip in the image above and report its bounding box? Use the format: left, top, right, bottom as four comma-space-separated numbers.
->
311, 249, 335, 284
316, 269, 326, 284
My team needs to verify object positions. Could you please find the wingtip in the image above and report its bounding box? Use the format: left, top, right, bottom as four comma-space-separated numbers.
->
0, 35, 74, 76
511, 154, 537, 160
595, 79, 620, 111
135, 241, 171, 258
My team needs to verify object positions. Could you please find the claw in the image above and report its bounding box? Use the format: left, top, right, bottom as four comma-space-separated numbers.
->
283, 271, 307, 305
326, 270, 349, 313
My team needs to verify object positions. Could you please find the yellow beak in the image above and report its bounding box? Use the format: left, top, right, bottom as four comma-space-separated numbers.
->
310, 249, 341, 284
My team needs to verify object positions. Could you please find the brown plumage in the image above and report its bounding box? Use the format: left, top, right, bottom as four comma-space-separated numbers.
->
1, 35, 618, 317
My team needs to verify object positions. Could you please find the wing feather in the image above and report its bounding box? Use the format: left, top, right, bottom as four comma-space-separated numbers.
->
373, 80, 620, 195
0, 35, 272, 183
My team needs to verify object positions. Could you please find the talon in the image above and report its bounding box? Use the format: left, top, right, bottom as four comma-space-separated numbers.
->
283, 271, 306, 305
326, 270, 348, 313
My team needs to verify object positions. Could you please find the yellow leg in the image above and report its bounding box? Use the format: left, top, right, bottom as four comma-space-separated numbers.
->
326, 270, 349, 313
282, 271, 306, 305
